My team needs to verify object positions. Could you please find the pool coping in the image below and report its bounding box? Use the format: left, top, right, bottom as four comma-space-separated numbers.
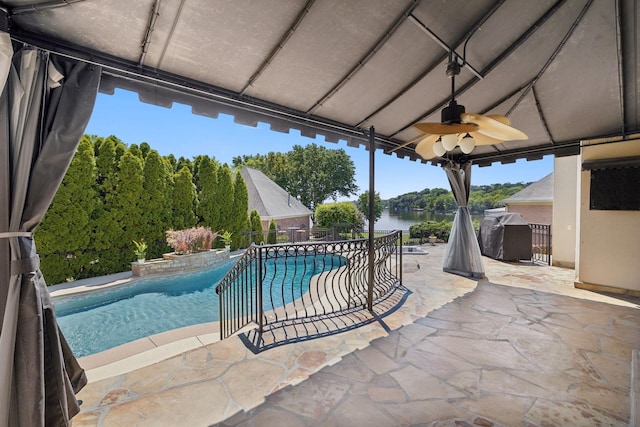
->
49, 271, 227, 382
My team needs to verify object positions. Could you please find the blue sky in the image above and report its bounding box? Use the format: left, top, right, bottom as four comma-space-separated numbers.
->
84, 89, 553, 200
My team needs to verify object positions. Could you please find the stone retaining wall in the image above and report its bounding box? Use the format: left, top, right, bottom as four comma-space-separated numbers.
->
131, 249, 231, 277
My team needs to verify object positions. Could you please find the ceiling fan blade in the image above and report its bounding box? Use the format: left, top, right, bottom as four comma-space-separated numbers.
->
486, 114, 510, 125
388, 133, 427, 153
413, 122, 478, 135
415, 134, 439, 159
461, 113, 528, 141
469, 131, 503, 146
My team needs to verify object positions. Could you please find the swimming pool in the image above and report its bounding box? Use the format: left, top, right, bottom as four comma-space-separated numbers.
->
53, 255, 344, 357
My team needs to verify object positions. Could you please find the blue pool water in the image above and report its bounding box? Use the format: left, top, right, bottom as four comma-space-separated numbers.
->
54, 255, 344, 357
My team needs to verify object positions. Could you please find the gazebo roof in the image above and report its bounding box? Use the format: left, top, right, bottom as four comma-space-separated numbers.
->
240, 167, 312, 219
2, 0, 638, 166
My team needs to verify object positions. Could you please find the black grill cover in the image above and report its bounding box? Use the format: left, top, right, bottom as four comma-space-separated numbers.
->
478, 213, 532, 261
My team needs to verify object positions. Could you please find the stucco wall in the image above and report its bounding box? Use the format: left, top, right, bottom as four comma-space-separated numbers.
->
552, 156, 578, 268
577, 137, 640, 292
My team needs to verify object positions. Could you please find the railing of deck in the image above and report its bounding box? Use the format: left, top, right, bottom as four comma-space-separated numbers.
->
215, 231, 402, 339
530, 223, 552, 265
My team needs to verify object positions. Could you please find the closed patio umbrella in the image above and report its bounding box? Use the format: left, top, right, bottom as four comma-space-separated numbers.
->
442, 161, 484, 278
0, 33, 101, 426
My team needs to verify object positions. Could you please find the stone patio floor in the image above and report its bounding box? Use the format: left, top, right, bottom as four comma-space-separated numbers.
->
72, 244, 640, 426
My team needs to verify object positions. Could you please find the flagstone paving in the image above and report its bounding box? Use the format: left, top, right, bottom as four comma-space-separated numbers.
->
72, 244, 640, 426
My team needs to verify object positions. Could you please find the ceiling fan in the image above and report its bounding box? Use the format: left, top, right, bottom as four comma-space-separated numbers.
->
393, 54, 527, 159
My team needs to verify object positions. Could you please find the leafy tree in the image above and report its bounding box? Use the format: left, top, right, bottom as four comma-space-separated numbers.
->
234, 144, 358, 212
356, 191, 383, 223
286, 144, 358, 211
37, 136, 98, 284
196, 157, 219, 227
141, 150, 173, 258
249, 210, 263, 244
314, 202, 363, 229
233, 152, 289, 189
172, 166, 197, 229
267, 219, 277, 244
230, 171, 249, 250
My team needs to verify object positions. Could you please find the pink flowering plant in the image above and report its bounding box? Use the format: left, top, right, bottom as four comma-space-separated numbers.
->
165, 227, 218, 254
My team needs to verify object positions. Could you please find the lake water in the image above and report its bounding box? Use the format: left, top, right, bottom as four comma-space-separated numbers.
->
373, 209, 484, 230
374, 209, 452, 230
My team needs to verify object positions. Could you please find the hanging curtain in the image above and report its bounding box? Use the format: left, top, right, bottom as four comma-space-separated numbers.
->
0, 34, 101, 427
442, 161, 485, 278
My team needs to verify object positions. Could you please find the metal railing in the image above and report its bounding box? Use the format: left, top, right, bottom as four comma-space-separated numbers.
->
530, 223, 552, 265
215, 231, 402, 340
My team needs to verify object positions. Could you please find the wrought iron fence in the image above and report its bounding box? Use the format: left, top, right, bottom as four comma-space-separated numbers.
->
530, 223, 552, 265
215, 231, 402, 340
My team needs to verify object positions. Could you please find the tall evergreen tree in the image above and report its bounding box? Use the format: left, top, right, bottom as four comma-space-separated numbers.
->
231, 172, 249, 249
92, 137, 120, 274
217, 164, 235, 235
37, 136, 98, 284
94, 150, 144, 273
196, 157, 219, 227
116, 150, 145, 265
172, 166, 197, 229
141, 150, 172, 258
249, 210, 263, 245
267, 219, 277, 244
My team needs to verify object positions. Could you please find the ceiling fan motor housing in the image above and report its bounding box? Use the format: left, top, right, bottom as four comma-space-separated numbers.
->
442, 100, 465, 124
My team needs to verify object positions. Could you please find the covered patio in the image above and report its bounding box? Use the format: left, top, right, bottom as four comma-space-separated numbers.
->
1, 1, 639, 426
71, 245, 640, 426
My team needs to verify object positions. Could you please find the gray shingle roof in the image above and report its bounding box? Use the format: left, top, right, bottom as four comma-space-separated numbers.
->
240, 167, 312, 219
502, 173, 553, 204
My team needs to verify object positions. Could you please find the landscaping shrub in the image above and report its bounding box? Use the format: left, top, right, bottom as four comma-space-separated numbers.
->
267, 219, 277, 244
409, 220, 452, 242
166, 227, 218, 254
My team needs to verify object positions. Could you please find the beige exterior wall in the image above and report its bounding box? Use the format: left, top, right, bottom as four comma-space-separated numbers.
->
505, 203, 552, 224
577, 137, 640, 292
552, 156, 578, 268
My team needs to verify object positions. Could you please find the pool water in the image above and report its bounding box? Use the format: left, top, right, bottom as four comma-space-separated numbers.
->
54, 255, 344, 357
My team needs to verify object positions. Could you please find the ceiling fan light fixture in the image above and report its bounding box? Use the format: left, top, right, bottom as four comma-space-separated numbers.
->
433, 139, 446, 157
459, 134, 476, 154
441, 133, 458, 151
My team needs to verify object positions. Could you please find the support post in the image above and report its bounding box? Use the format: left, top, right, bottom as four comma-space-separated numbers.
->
367, 126, 375, 311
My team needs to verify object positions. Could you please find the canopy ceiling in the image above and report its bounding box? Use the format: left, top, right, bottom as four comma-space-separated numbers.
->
1, 0, 638, 166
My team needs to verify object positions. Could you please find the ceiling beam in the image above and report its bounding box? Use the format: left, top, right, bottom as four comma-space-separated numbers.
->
390, 0, 570, 139
614, 0, 626, 137
138, 0, 161, 67
505, 0, 594, 116
5, 0, 87, 15
355, 1, 506, 133
239, 0, 316, 96
306, 0, 422, 115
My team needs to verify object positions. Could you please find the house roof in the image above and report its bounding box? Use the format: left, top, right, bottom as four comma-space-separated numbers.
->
502, 173, 553, 204
2, 0, 638, 167
240, 167, 312, 219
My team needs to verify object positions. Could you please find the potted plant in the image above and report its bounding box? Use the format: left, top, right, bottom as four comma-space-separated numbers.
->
133, 239, 147, 263
220, 231, 232, 250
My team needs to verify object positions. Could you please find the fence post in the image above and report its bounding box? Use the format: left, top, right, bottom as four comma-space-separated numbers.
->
257, 246, 263, 335
367, 126, 375, 311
